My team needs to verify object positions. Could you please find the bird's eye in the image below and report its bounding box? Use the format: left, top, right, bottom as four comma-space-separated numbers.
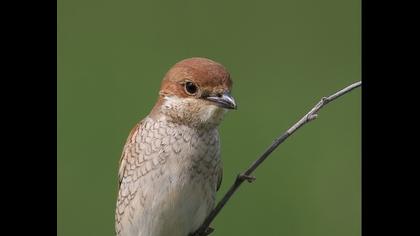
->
184, 82, 198, 95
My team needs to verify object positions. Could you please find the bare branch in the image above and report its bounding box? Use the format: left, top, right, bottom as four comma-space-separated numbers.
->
190, 81, 362, 236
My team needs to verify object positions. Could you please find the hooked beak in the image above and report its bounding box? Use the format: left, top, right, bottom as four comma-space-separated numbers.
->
205, 92, 237, 110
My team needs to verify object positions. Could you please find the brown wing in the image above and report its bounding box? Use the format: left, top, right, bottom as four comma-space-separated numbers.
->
115, 118, 172, 235
117, 121, 141, 188
115, 121, 144, 235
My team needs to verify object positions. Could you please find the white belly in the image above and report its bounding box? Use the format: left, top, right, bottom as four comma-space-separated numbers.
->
117, 119, 220, 236
131, 159, 216, 236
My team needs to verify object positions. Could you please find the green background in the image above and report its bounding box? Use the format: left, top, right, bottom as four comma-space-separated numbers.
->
58, 0, 361, 235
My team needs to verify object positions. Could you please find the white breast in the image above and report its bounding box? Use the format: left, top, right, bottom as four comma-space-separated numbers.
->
119, 118, 220, 236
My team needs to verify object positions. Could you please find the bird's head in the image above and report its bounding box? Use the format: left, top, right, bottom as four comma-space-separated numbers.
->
152, 57, 236, 128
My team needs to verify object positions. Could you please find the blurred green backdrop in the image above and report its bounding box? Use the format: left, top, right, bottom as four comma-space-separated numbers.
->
58, 0, 360, 235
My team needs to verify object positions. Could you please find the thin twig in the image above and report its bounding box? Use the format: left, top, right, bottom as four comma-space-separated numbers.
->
190, 81, 361, 236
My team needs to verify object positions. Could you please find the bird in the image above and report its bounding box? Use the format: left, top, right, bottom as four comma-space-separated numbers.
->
115, 57, 236, 236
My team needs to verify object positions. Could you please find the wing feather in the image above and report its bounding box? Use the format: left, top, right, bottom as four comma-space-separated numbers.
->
118, 121, 142, 187
216, 164, 223, 191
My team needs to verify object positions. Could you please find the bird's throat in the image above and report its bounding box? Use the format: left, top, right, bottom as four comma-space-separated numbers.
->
158, 96, 227, 129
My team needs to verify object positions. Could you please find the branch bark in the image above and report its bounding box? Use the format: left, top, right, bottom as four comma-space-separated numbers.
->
190, 81, 361, 236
